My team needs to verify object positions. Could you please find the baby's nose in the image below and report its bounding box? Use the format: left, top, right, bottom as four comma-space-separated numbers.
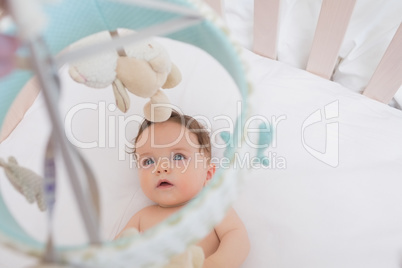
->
155, 161, 171, 174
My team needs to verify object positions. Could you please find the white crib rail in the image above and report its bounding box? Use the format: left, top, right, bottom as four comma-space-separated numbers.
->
204, 0, 223, 18
363, 23, 402, 104
253, 0, 280, 60
306, 0, 357, 79
204, 0, 402, 104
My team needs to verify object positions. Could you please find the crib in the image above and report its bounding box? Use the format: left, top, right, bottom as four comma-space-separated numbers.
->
0, 0, 402, 267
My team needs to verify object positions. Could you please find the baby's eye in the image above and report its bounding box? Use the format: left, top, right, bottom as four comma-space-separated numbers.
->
173, 153, 186, 161
142, 158, 155, 166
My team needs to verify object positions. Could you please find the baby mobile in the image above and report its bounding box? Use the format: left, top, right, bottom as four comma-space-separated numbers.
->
0, 0, 251, 267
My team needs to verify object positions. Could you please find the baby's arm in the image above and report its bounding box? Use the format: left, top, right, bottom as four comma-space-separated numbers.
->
203, 208, 250, 268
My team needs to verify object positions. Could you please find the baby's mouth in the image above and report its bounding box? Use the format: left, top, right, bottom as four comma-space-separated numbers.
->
157, 179, 173, 188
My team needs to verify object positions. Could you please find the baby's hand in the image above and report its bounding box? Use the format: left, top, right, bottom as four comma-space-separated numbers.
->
0, 34, 19, 77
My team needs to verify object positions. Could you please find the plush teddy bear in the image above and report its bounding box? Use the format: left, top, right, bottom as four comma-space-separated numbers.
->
0, 156, 46, 211
68, 29, 182, 122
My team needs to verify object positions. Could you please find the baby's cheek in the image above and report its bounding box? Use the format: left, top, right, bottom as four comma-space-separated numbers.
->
182, 178, 205, 195
138, 172, 151, 188
137, 169, 145, 178
140, 180, 154, 200
138, 166, 155, 175
177, 159, 190, 167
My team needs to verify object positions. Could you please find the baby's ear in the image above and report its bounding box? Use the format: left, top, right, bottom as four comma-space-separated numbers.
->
204, 163, 216, 186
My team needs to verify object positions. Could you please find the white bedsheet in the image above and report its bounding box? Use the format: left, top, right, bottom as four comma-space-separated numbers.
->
236, 49, 402, 268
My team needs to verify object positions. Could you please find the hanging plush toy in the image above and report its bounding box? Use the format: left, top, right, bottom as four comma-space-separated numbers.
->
0, 157, 46, 211
68, 29, 182, 122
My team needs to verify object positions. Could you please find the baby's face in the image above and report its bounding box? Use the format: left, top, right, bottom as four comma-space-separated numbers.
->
135, 121, 215, 207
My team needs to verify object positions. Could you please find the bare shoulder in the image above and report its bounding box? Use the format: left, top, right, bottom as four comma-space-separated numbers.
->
130, 205, 160, 224
137, 204, 159, 215
116, 205, 158, 238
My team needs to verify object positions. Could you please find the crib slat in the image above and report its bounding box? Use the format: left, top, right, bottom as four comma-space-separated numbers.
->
204, 0, 223, 17
306, 0, 356, 79
363, 24, 402, 104
253, 0, 280, 60
0, 78, 40, 143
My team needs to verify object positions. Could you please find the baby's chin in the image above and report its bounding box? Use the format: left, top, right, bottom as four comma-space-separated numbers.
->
157, 200, 191, 208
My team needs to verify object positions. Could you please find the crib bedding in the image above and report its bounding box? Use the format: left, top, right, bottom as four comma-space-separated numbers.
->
224, 0, 402, 107
237, 48, 402, 267
1, 36, 402, 267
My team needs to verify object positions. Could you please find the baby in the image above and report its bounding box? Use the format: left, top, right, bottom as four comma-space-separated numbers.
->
118, 110, 250, 267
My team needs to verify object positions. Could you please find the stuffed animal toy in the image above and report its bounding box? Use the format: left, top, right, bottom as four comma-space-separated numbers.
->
0, 156, 46, 211
117, 228, 204, 268
68, 29, 182, 122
